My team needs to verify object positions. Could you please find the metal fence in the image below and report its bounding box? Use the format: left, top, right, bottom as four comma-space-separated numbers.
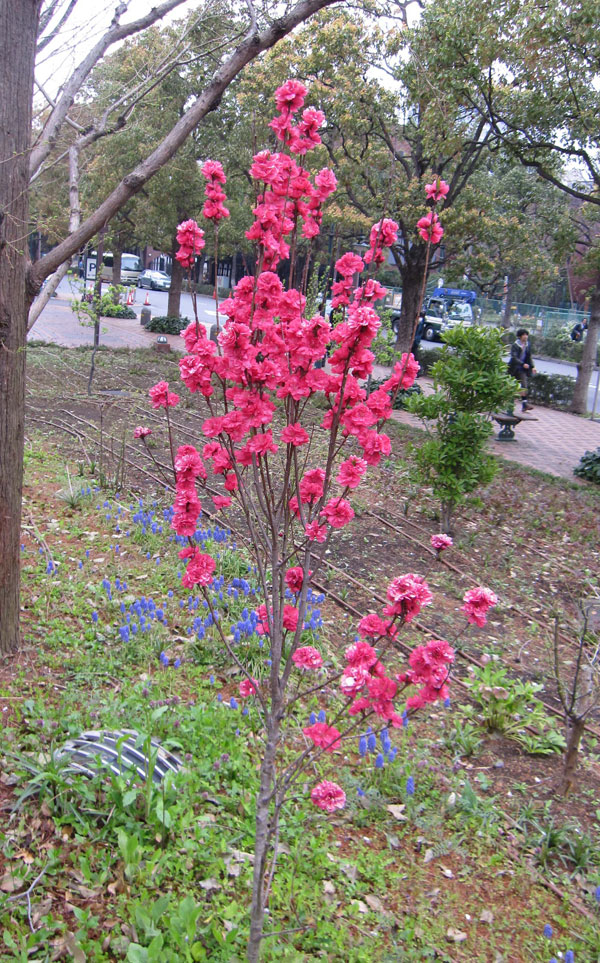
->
473, 298, 586, 337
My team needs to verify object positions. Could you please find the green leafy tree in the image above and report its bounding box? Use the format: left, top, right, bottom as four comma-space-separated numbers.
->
406, 325, 517, 531
417, 0, 600, 411
442, 158, 575, 320
242, 9, 501, 351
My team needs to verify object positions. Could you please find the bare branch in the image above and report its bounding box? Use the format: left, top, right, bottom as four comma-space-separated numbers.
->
30, 0, 194, 178
30, 0, 341, 289
37, 0, 79, 53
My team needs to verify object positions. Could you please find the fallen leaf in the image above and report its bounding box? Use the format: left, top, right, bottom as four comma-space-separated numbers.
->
0, 872, 21, 893
323, 880, 336, 896
446, 927, 467, 943
365, 894, 386, 914
439, 864, 454, 879
480, 909, 494, 924
423, 849, 434, 864
386, 804, 407, 821
352, 899, 368, 914
199, 878, 220, 894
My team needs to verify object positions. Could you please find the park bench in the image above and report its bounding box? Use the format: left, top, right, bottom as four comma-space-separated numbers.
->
491, 407, 538, 441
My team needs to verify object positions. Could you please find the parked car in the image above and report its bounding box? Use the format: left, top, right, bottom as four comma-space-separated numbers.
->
138, 269, 171, 291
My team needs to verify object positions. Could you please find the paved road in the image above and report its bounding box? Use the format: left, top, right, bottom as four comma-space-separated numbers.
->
32, 277, 600, 415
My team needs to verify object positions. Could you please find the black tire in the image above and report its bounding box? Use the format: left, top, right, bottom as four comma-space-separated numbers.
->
424, 326, 436, 342
151, 282, 156, 290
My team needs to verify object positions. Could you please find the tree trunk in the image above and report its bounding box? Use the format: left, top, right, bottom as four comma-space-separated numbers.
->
560, 717, 585, 796
440, 500, 453, 535
111, 247, 122, 301
570, 281, 600, 415
167, 236, 184, 317
393, 261, 426, 354
502, 276, 513, 329
247, 718, 279, 963
0, 0, 40, 654
28, 143, 82, 329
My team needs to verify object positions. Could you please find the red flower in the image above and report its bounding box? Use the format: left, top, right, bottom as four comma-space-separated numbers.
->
416, 210, 444, 244
180, 549, 215, 588
311, 780, 346, 812
425, 178, 449, 202
431, 533, 453, 552
292, 646, 323, 670
239, 677, 259, 697
133, 426, 152, 439
303, 722, 341, 753
149, 381, 179, 409
462, 586, 498, 627
320, 497, 354, 529
336, 456, 367, 489
385, 573, 432, 623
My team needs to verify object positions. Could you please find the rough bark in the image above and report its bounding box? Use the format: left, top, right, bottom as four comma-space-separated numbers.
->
392, 257, 427, 354
0, 0, 41, 654
561, 717, 585, 797
247, 719, 279, 963
111, 247, 122, 294
502, 275, 513, 329
570, 282, 600, 415
167, 236, 184, 317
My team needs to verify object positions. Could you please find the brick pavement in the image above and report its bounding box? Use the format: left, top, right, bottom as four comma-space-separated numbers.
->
30, 300, 600, 483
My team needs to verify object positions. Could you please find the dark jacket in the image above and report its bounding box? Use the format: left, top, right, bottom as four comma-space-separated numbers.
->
508, 339, 533, 375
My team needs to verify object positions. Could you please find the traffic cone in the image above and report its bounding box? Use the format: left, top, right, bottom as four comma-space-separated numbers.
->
144, 291, 150, 306
126, 289, 133, 306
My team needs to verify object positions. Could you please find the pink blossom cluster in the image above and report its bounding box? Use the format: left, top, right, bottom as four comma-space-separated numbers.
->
431, 533, 453, 552
201, 160, 230, 222
239, 677, 259, 697
133, 426, 152, 439
397, 637, 455, 710
178, 545, 216, 588
310, 780, 346, 812
462, 586, 498, 627
149, 380, 179, 409
302, 721, 341, 752
416, 210, 444, 244
425, 177, 450, 202
244, 82, 336, 268
175, 218, 205, 269
363, 218, 399, 266
171, 443, 207, 538
291, 645, 323, 670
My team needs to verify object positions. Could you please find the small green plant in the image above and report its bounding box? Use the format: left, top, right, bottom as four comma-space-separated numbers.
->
574, 447, 600, 484
406, 325, 517, 530
145, 315, 189, 335
464, 660, 551, 737
443, 718, 483, 758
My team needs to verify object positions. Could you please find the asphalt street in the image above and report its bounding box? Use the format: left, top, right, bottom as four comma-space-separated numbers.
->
37, 276, 600, 415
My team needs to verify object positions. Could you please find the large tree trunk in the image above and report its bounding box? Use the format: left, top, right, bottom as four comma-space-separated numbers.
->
570, 282, 600, 415
393, 260, 427, 354
0, 0, 40, 654
167, 236, 184, 317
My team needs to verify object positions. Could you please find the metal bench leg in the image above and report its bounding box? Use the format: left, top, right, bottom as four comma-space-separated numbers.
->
497, 422, 516, 441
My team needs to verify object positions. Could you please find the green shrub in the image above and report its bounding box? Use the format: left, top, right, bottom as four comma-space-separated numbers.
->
145, 315, 189, 335
574, 447, 600, 484
369, 378, 422, 409
417, 346, 445, 374
529, 372, 575, 409
406, 326, 517, 530
101, 302, 136, 319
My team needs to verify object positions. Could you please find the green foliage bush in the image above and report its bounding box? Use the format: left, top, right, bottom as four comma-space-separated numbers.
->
529, 372, 575, 409
406, 326, 517, 529
101, 302, 136, 319
574, 447, 600, 484
145, 315, 189, 335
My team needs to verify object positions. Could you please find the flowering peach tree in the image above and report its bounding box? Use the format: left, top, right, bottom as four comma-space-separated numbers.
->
138, 81, 497, 961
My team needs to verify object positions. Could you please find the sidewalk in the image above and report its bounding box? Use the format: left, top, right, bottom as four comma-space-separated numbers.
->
30, 301, 600, 483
